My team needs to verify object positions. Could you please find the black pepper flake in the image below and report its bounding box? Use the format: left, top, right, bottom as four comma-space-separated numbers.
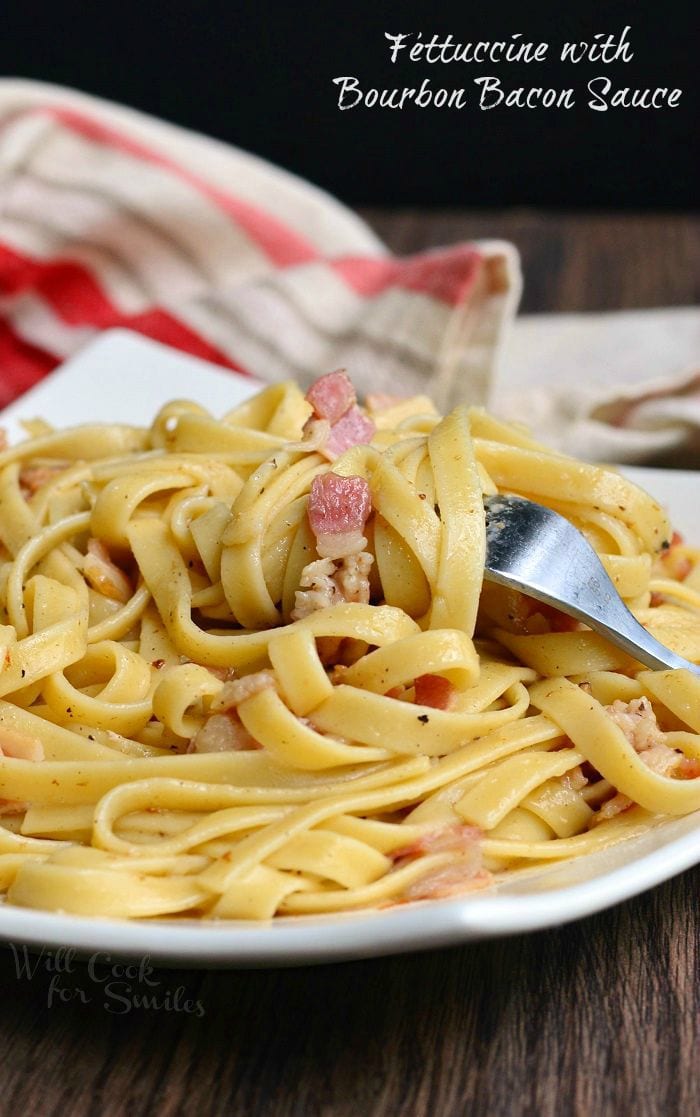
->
417, 714, 430, 724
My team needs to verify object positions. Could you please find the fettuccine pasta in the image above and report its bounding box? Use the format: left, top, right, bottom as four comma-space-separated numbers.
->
0, 370, 698, 921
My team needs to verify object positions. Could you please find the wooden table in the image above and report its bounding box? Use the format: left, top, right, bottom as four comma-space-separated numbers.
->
1, 211, 698, 1117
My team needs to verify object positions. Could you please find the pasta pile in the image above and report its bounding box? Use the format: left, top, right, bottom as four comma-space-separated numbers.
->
0, 375, 699, 921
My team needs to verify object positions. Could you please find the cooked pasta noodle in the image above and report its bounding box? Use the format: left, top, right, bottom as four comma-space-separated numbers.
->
0, 373, 699, 920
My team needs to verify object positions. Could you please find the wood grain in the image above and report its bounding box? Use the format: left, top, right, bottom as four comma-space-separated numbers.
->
1, 211, 698, 1117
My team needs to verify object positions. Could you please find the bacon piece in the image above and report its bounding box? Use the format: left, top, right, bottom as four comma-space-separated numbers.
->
19, 463, 67, 498
414, 674, 458, 710
391, 823, 487, 901
322, 406, 376, 461
295, 473, 374, 618
604, 694, 700, 783
660, 531, 693, 581
83, 538, 132, 603
678, 758, 700, 779
333, 551, 373, 604
292, 558, 344, 620
0, 799, 28, 815
592, 792, 633, 824
403, 865, 492, 902
305, 370, 356, 424
607, 697, 668, 754
0, 727, 45, 762
211, 670, 277, 711
391, 823, 482, 862
189, 712, 261, 753
307, 473, 372, 552
291, 552, 373, 620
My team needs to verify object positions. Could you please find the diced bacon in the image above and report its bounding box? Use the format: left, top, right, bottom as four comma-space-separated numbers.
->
189, 712, 261, 753
403, 865, 492, 902
391, 823, 482, 862
607, 697, 668, 754
605, 696, 697, 779
0, 799, 28, 815
333, 551, 373, 604
307, 473, 372, 554
83, 538, 132, 603
19, 463, 67, 497
678, 758, 700, 779
391, 824, 487, 902
291, 553, 374, 620
295, 473, 374, 618
592, 792, 633, 824
305, 369, 356, 424
211, 670, 277, 711
292, 558, 344, 620
303, 372, 375, 461
0, 727, 45, 762
322, 406, 376, 461
640, 743, 685, 777
316, 529, 368, 562
660, 532, 693, 581
414, 674, 458, 710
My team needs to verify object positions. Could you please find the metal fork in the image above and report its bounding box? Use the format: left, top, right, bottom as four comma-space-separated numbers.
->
483, 494, 700, 675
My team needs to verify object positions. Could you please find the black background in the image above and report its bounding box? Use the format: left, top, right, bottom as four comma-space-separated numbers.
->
0, 0, 696, 209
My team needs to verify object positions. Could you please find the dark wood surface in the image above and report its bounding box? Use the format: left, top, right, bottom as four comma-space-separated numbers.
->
1, 211, 698, 1117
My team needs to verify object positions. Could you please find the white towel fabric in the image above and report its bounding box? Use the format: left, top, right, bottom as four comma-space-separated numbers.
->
496, 308, 700, 463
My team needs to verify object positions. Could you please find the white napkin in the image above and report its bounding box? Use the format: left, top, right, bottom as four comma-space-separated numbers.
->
492, 307, 700, 464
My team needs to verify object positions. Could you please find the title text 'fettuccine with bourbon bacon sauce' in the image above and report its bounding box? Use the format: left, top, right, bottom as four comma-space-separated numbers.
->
0, 370, 699, 920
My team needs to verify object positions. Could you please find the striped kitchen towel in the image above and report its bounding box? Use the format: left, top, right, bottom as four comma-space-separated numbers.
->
0, 79, 521, 414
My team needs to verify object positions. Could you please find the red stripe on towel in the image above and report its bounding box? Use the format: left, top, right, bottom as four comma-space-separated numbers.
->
332, 247, 483, 306
0, 242, 251, 375
0, 320, 58, 406
46, 107, 319, 269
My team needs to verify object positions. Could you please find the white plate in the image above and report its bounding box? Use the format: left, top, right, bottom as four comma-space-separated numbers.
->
1, 329, 698, 967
